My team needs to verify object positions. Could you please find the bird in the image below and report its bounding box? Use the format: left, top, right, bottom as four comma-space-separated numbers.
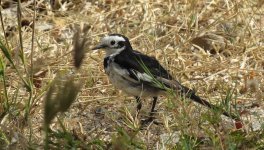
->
92, 33, 240, 123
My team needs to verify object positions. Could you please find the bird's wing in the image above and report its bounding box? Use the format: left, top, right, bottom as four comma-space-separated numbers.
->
114, 50, 184, 91
132, 50, 173, 80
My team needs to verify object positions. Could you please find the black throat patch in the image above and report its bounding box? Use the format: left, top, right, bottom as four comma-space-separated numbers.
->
104, 57, 110, 69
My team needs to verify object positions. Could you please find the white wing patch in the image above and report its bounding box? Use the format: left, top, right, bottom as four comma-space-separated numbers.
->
134, 71, 153, 82
110, 62, 154, 84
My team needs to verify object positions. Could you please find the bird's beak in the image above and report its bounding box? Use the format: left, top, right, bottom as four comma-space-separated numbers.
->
92, 44, 107, 50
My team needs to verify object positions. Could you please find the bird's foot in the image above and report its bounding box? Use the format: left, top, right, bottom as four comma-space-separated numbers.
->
140, 116, 154, 125
140, 116, 161, 126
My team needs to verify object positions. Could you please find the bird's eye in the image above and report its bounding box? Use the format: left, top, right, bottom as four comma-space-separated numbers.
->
110, 40, 115, 45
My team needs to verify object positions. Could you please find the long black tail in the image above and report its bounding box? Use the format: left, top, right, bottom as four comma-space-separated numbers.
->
181, 85, 240, 121
158, 77, 240, 121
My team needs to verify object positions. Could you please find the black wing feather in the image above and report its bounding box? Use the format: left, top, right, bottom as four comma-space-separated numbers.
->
114, 50, 173, 80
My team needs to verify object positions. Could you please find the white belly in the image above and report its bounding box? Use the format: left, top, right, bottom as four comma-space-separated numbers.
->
105, 62, 158, 97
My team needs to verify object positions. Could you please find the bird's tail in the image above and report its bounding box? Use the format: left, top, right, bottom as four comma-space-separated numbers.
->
156, 76, 240, 121
180, 85, 240, 121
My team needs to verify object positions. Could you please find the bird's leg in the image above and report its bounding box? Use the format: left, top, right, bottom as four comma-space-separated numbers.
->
141, 97, 158, 125
148, 97, 157, 121
150, 97, 157, 117
135, 96, 142, 113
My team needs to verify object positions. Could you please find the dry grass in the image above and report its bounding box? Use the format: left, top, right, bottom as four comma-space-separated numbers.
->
0, 0, 263, 149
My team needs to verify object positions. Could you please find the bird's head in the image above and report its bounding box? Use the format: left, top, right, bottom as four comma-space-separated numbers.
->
92, 34, 132, 56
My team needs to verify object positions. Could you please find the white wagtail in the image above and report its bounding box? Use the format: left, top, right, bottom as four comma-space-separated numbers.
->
92, 34, 239, 123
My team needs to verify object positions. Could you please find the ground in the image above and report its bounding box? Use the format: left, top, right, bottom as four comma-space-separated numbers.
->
0, 0, 263, 149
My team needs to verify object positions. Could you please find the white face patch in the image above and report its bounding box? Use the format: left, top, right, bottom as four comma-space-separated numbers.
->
106, 47, 125, 57
100, 35, 126, 56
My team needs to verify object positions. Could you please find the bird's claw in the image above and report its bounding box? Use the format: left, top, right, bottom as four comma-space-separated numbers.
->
140, 116, 161, 126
